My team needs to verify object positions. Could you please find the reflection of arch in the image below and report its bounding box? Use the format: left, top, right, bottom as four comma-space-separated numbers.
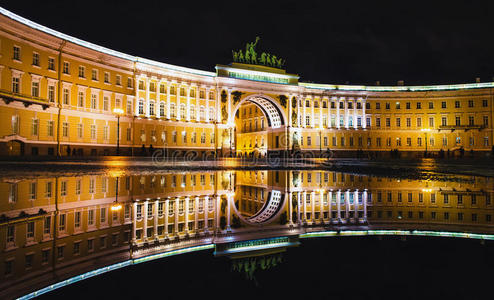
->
230, 94, 286, 129
230, 190, 286, 226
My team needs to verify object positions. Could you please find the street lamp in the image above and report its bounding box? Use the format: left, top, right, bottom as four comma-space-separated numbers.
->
421, 128, 431, 156
110, 171, 124, 211
113, 108, 124, 155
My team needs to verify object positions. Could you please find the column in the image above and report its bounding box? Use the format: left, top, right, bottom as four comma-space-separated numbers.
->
354, 190, 359, 222
184, 197, 189, 234
132, 202, 137, 242
174, 197, 179, 235
297, 96, 302, 127
205, 87, 210, 123
153, 199, 158, 239
166, 83, 171, 119
336, 190, 341, 222
362, 99, 367, 129
303, 191, 307, 223
310, 96, 314, 127
319, 190, 324, 223
344, 98, 349, 128
353, 98, 358, 129
288, 94, 293, 127
297, 192, 301, 225
156, 81, 161, 119
143, 200, 148, 240
145, 79, 150, 118
195, 88, 200, 122
310, 191, 315, 222
288, 192, 293, 225
363, 190, 368, 222
204, 196, 209, 233
226, 194, 232, 232
176, 84, 181, 121
326, 97, 331, 129
345, 190, 350, 220
227, 88, 232, 124
194, 196, 199, 231
216, 88, 221, 123
303, 95, 307, 128
164, 199, 169, 237
216, 195, 221, 232
336, 98, 341, 129
319, 98, 323, 129
328, 190, 333, 223
186, 85, 191, 121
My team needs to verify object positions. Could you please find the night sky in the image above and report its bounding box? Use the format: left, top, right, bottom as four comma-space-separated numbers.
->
3, 1, 494, 86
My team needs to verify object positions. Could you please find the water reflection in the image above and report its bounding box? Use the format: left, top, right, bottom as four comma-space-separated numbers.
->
0, 170, 493, 298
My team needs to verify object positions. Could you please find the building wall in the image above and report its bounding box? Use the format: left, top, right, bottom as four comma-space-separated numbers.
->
0, 10, 493, 157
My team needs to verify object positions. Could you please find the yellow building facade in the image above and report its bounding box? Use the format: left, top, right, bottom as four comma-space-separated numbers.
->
0, 7, 493, 158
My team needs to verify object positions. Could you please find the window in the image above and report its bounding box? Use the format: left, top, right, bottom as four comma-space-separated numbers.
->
92, 69, 98, 81
103, 96, 109, 111
59, 213, 66, 232
160, 102, 165, 116
76, 179, 81, 195
45, 181, 53, 198
48, 57, 55, 70
116, 75, 121, 86
62, 122, 68, 137
13, 45, 21, 60
429, 117, 434, 127
101, 207, 107, 223
27, 221, 35, 239
482, 99, 488, 107
483, 116, 489, 127
29, 182, 37, 200
455, 100, 460, 108
91, 94, 97, 109
416, 102, 421, 109
429, 102, 434, 109
78, 91, 84, 107
90, 124, 97, 139
61, 180, 67, 196
44, 216, 51, 235
12, 76, 20, 94
441, 116, 447, 126
31, 81, 39, 97
417, 117, 422, 127
406, 118, 411, 127
396, 117, 401, 127
376, 118, 381, 127
104, 72, 110, 83
455, 116, 461, 126
78, 66, 85, 78
386, 118, 390, 127
468, 100, 474, 107
127, 77, 133, 88
32, 52, 40, 66
63, 61, 70, 74
441, 101, 446, 108
31, 119, 39, 136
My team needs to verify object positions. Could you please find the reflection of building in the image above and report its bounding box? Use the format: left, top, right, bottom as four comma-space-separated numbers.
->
0, 8, 493, 158
1, 170, 493, 298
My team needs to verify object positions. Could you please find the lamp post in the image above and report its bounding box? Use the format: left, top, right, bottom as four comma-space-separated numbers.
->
421, 128, 431, 156
113, 108, 124, 155
110, 171, 124, 211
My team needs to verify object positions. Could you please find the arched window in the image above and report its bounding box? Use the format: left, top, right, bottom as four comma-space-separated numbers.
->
209, 107, 215, 121
200, 106, 205, 120
180, 104, 186, 119
160, 102, 165, 116
170, 103, 176, 118
138, 99, 144, 115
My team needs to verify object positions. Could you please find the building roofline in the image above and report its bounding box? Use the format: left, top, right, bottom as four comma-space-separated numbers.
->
1, 6, 493, 91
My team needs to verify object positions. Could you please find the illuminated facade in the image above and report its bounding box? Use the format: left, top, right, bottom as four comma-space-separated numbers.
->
1, 170, 493, 298
0, 7, 494, 158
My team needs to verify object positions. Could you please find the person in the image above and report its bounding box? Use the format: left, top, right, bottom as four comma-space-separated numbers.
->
149, 144, 154, 155
141, 144, 146, 156
66, 145, 71, 156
